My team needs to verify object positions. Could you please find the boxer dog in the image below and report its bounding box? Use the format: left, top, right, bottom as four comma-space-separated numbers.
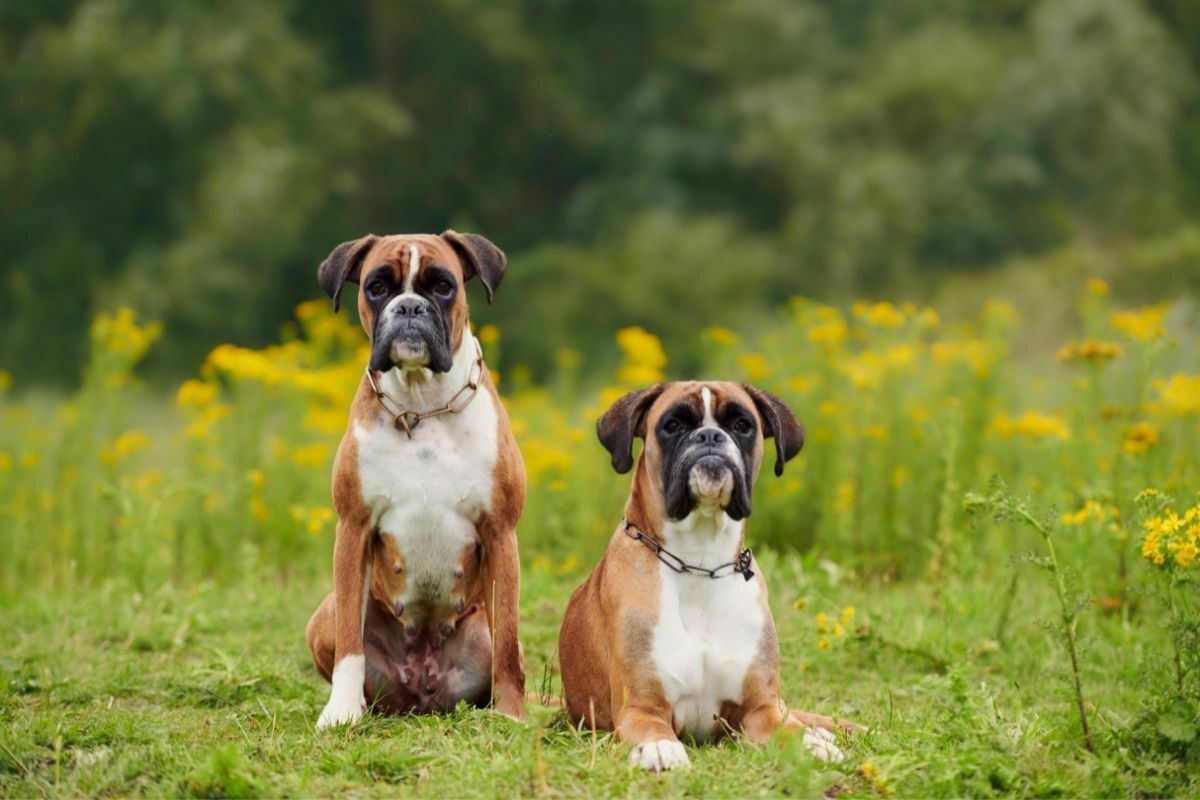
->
559, 382, 851, 771
306, 231, 526, 728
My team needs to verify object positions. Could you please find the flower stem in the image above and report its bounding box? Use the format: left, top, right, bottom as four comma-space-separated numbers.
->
1016, 505, 1095, 753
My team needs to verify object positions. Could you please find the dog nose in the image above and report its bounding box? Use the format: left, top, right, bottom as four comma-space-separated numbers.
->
392, 297, 428, 317
691, 428, 727, 447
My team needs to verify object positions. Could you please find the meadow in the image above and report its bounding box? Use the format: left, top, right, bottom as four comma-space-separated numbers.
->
1, 280, 1198, 797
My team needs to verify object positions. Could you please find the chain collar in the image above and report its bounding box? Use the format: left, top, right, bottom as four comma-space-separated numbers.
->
365, 340, 485, 438
622, 518, 755, 581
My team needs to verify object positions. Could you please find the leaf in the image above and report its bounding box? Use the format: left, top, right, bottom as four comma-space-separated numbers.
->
1157, 713, 1197, 743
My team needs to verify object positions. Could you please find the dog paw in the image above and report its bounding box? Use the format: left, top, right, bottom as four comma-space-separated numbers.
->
802, 726, 845, 763
316, 695, 365, 729
630, 739, 691, 772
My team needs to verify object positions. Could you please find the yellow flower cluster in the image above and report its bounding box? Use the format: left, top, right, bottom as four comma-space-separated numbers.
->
813, 607, 855, 650
1141, 503, 1200, 568
1122, 421, 1160, 455
290, 504, 335, 535
615, 326, 667, 385
1060, 499, 1119, 527
90, 307, 163, 360
1111, 304, 1169, 343
99, 430, 150, 466
1154, 374, 1200, 416
1055, 340, 1123, 363
930, 339, 998, 377
992, 411, 1070, 442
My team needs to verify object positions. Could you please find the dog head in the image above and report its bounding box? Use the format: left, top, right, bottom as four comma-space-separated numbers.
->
317, 231, 506, 374
597, 381, 804, 521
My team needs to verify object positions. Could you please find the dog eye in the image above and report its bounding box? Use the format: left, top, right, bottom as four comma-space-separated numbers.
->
663, 419, 683, 434
366, 280, 387, 299
434, 279, 454, 296
733, 418, 754, 435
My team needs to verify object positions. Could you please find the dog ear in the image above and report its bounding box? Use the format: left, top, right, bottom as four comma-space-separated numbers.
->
318, 235, 378, 312
596, 384, 666, 474
742, 384, 804, 477
441, 230, 507, 304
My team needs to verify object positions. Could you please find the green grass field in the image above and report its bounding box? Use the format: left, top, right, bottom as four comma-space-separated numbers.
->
2, 289, 1198, 797
1, 553, 1190, 798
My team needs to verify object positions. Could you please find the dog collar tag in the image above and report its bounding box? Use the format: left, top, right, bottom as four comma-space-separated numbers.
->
737, 548, 755, 581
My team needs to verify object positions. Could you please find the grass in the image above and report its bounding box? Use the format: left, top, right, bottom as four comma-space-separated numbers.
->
2, 550, 1190, 798
2, 288, 1198, 796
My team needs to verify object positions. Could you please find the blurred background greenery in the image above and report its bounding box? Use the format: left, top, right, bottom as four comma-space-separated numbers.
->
4, 0, 1199, 386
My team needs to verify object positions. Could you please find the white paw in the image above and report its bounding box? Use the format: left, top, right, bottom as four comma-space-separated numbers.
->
802, 726, 845, 763
317, 695, 365, 729
630, 739, 691, 772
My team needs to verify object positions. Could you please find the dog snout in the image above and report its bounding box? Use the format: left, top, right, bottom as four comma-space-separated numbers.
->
391, 296, 430, 317
689, 428, 728, 448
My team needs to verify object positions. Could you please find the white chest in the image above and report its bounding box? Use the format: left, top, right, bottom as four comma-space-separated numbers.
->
353, 388, 499, 609
648, 518, 764, 741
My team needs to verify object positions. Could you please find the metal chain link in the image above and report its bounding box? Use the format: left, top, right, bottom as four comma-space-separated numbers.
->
622, 519, 755, 581
366, 340, 485, 437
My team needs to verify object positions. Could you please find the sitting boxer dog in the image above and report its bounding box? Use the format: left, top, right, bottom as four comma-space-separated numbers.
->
559, 382, 852, 771
306, 231, 526, 728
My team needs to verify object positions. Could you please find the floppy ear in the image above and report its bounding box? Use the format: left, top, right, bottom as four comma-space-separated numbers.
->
742, 384, 805, 477
441, 230, 506, 304
317, 235, 378, 312
596, 384, 666, 474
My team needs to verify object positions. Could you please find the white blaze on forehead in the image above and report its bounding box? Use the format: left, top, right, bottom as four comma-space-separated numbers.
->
404, 243, 422, 292
701, 386, 716, 427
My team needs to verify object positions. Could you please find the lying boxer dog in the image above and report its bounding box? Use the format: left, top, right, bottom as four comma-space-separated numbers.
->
559, 382, 852, 771
306, 231, 526, 728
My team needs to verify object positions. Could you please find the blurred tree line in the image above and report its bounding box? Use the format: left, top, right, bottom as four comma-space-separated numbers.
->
2, 0, 1198, 384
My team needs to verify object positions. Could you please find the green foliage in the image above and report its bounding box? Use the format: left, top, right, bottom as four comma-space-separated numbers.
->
2, 0, 1198, 384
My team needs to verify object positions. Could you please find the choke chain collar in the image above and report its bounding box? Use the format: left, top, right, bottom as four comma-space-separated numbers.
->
622, 518, 755, 581
366, 340, 485, 438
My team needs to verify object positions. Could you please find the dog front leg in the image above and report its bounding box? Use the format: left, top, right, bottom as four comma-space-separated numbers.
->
479, 525, 526, 720
615, 694, 690, 772
317, 521, 372, 729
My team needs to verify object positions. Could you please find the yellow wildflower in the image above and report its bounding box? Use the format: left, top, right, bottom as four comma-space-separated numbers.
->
863, 424, 887, 441
817, 637, 830, 650
1055, 340, 1122, 363
805, 306, 848, 347
840, 606, 855, 625
554, 347, 581, 370
291, 442, 332, 469
184, 404, 232, 438
815, 612, 830, 633
615, 327, 667, 385
90, 307, 163, 359
133, 470, 162, 491
992, 411, 1070, 442
20, 452, 39, 468
0, 452, 11, 470
1111, 304, 1169, 342
0, 370, 10, 391
833, 624, 845, 638
1086, 277, 1110, 295
704, 326, 738, 345
1122, 422, 1159, 455
737, 353, 770, 380
176, 379, 217, 408
1154, 374, 1200, 415
478, 324, 500, 345
856, 301, 906, 328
